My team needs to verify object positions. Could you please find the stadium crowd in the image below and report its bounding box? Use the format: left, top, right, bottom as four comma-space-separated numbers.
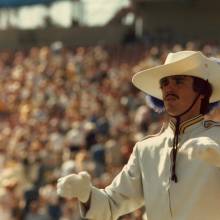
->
0, 40, 219, 220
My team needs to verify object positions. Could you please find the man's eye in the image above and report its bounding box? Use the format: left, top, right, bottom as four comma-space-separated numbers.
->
175, 79, 184, 84
160, 79, 169, 88
172, 76, 187, 85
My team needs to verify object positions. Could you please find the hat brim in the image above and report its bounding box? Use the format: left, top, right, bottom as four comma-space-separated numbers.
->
132, 52, 220, 103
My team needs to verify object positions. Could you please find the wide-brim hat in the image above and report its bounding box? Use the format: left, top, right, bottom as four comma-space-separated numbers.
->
132, 51, 220, 103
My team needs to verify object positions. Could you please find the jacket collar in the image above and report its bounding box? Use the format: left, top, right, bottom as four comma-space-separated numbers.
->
169, 114, 204, 135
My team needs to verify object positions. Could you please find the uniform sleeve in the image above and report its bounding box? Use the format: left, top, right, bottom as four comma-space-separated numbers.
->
185, 136, 220, 167
79, 143, 145, 220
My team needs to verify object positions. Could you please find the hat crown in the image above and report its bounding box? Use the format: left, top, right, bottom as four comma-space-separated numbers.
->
165, 51, 198, 64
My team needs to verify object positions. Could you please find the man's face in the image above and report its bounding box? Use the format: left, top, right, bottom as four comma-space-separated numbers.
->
160, 75, 202, 117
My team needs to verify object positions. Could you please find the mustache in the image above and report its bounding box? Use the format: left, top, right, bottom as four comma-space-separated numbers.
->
165, 93, 179, 99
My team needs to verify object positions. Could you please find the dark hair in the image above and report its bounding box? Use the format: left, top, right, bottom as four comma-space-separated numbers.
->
193, 77, 213, 114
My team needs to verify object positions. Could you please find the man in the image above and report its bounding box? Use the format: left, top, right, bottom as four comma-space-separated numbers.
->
57, 51, 220, 220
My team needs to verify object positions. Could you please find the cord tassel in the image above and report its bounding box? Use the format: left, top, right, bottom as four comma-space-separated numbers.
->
171, 147, 178, 182
171, 117, 180, 183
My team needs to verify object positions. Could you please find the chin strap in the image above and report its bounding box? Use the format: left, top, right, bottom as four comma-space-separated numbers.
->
170, 94, 201, 183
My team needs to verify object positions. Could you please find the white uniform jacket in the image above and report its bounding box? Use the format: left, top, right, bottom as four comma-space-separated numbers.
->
80, 115, 220, 220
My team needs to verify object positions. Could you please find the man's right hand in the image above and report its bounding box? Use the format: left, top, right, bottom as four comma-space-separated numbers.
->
57, 171, 92, 203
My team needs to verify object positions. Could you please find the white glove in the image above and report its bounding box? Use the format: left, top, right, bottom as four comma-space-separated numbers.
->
57, 171, 92, 203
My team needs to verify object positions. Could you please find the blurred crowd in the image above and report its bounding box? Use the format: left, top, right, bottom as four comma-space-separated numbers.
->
0, 40, 219, 220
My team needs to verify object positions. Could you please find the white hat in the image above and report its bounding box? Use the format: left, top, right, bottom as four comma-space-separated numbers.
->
132, 51, 220, 103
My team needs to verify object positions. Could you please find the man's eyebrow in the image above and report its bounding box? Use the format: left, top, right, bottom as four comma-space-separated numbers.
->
172, 75, 187, 80
159, 75, 190, 86
160, 75, 186, 82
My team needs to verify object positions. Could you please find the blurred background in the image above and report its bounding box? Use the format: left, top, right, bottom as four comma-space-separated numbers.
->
0, 0, 220, 219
